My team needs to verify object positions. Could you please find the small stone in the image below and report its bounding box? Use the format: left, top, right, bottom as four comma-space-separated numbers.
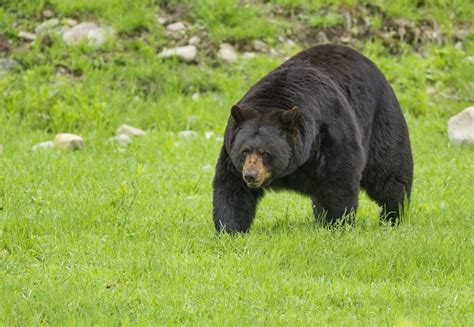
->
116, 124, 146, 137
448, 107, 474, 145
32, 141, 55, 151
19, 31, 37, 41
42, 9, 55, 18
167, 22, 186, 32
427, 86, 436, 96
64, 18, 78, 27
269, 48, 279, 56
205, 131, 214, 140
0, 58, 18, 72
114, 134, 132, 146
340, 36, 351, 43
217, 43, 238, 64
286, 39, 296, 46
191, 92, 200, 101
464, 56, 474, 64
157, 16, 167, 25
158, 45, 197, 62
54, 133, 84, 150
189, 36, 201, 46
178, 130, 198, 138
215, 136, 224, 143
35, 18, 60, 34
454, 42, 463, 50
242, 52, 256, 59
252, 39, 267, 51
63, 22, 115, 47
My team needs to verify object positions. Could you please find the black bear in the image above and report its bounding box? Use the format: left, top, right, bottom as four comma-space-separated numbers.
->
213, 44, 413, 233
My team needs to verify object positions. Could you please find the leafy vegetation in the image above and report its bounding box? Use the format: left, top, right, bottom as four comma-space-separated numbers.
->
1, 0, 473, 325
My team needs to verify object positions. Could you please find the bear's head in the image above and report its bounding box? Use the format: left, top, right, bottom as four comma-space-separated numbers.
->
227, 104, 300, 189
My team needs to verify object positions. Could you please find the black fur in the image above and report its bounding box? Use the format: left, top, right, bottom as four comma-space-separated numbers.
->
213, 44, 413, 233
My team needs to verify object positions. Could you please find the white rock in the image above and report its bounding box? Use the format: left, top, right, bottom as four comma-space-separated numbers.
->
242, 52, 256, 59
191, 92, 200, 101
32, 141, 55, 151
448, 107, 474, 145
205, 131, 214, 140
218, 43, 238, 64
114, 134, 132, 146
158, 45, 197, 62
116, 124, 146, 137
64, 18, 78, 27
178, 130, 198, 138
252, 39, 267, 51
157, 16, 167, 25
427, 86, 436, 96
54, 133, 84, 150
167, 22, 186, 32
63, 22, 114, 47
464, 56, 474, 64
286, 39, 296, 46
35, 18, 60, 34
189, 36, 201, 46
42, 9, 55, 18
19, 31, 37, 41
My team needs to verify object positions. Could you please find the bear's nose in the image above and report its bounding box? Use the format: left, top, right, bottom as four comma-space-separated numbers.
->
244, 171, 257, 183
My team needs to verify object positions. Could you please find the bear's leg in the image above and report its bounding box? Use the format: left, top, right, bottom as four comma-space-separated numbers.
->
362, 174, 411, 225
311, 184, 359, 226
213, 148, 264, 233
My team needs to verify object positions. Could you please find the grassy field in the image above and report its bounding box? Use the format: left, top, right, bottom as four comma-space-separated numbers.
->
1, 0, 473, 325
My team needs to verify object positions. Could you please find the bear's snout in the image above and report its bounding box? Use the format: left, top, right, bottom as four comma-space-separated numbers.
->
242, 154, 271, 188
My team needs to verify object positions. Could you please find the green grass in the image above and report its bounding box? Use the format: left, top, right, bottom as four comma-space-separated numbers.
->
1, 0, 474, 325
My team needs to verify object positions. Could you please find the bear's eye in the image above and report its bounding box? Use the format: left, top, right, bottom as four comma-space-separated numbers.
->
242, 149, 250, 155
262, 152, 270, 159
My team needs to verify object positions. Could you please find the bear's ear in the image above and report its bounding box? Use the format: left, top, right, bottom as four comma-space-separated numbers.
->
231, 105, 253, 123
280, 106, 300, 126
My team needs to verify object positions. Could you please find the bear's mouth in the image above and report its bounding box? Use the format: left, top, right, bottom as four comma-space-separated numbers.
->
245, 177, 272, 189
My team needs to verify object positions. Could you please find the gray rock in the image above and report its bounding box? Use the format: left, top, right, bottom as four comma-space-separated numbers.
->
63, 22, 115, 47
218, 43, 238, 64
0, 58, 18, 71
64, 18, 78, 27
112, 133, 132, 146
54, 133, 84, 150
158, 45, 197, 62
35, 18, 60, 34
448, 107, 474, 145
19, 31, 37, 41
42, 9, 55, 18
157, 16, 167, 25
167, 22, 186, 32
252, 39, 267, 51
116, 124, 147, 137
191, 92, 200, 101
32, 141, 55, 152
189, 36, 201, 46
